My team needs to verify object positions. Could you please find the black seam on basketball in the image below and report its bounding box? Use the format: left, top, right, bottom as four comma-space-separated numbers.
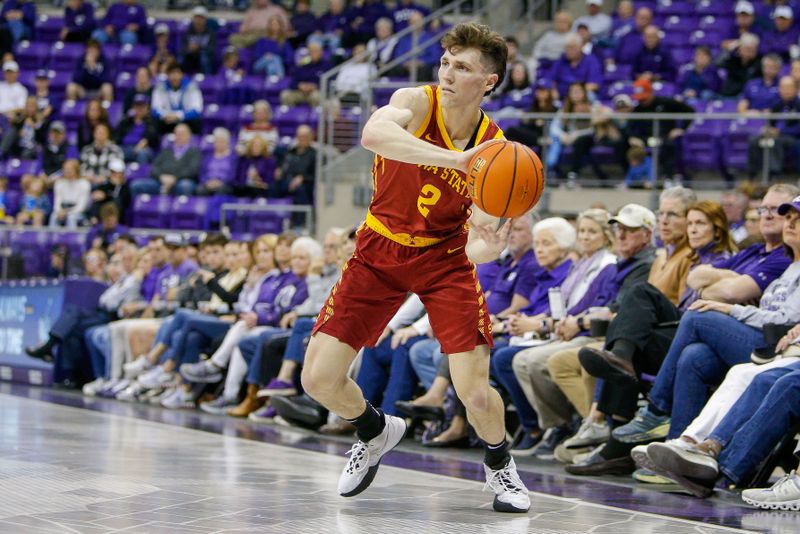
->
522, 148, 540, 214
499, 143, 518, 218
479, 141, 505, 213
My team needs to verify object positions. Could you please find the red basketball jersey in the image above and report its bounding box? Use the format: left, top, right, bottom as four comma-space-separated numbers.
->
365, 85, 503, 246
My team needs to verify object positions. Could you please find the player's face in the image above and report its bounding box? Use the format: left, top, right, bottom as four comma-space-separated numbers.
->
577, 218, 606, 256
533, 230, 566, 271
686, 210, 715, 251
656, 197, 687, 245
437, 48, 497, 107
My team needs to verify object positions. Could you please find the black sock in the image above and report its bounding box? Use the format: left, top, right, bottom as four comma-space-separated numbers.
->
610, 339, 635, 362
484, 439, 510, 470
41, 335, 57, 351
647, 402, 667, 416
346, 402, 385, 443
599, 437, 634, 460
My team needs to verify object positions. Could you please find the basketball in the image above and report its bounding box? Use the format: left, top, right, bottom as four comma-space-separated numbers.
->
466, 140, 545, 218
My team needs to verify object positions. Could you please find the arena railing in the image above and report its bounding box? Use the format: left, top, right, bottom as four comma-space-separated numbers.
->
219, 202, 315, 235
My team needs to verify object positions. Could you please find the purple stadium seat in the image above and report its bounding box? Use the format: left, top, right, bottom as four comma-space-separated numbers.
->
663, 15, 697, 37
15, 41, 50, 70
653, 81, 677, 98
604, 63, 633, 84
9, 230, 51, 276
55, 231, 89, 261
115, 71, 136, 98
655, 0, 695, 16
117, 44, 151, 73
126, 162, 151, 182
50, 42, 85, 72
698, 15, 733, 31
171, 196, 209, 230
195, 74, 224, 105
106, 102, 123, 126
724, 119, 766, 170
689, 30, 725, 48
248, 198, 292, 234
262, 76, 291, 107
202, 104, 241, 135
5, 159, 39, 190
706, 99, 738, 113
59, 100, 87, 133
36, 15, 66, 43
605, 81, 634, 100
695, 0, 731, 16
222, 200, 252, 233
220, 75, 261, 106
660, 32, 688, 50
131, 194, 172, 228
671, 48, 693, 69
102, 43, 121, 65
4, 190, 20, 215
48, 71, 70, 98
273, 105, 312, 137
683, 122, 721, 170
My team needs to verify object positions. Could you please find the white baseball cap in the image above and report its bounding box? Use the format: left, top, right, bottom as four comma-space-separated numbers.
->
3, 61, 18, 72
773, 6, 794, 19
609, 204, 656, 230
586, 0, 603, 5
109, 159, 126, 173
192, 6, 208, 17
735, 1, 754, 15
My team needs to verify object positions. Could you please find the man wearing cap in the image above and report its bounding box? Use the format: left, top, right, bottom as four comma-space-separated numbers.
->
91, 0, 147, 46
719, 32, 762, 97
747, 75, 800, 179
33, 69, 56, 119
180, 7, 217, 75
0, 61, 27, 117
62, 0, 96, 43
628, 76, 694, 183
573, 0, 612, 40
151, 62, 203, 134
722, 1, 759, 51
89, 160, 131, 223
40, 121, 71, 178
114, 93, 159, 164
547, 32, 602, 99
763, 6, 799, 62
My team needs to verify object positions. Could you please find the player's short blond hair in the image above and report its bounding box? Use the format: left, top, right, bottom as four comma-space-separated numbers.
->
440, 22, 507, 95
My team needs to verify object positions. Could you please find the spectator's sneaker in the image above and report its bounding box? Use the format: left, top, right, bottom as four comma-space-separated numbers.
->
611, 406, 670, 443
124, 356, 153, 379
532, 424, 573, 460
145, 387, 171, 405
647, 440, 719, 480
562, 418, 610, 449
116, 382, 145, 402
248, 406, 278, 422
82, 378, 107, 397
483, 457, 531, 513
510, 431, 542, 455
337, 415, 407, 497
742, 471, 800, 510
97, 378, 127, 398
161, 388, 195, 409
139, 366, 174, 389
180, 360, 223, 384
256, 378, 297, 398
199, 396, 239, 415
632, 468, 676, 485
553, 442, 591, 464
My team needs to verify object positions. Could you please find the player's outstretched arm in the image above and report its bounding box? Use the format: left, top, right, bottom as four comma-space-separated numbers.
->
362, 87, 473, 172
466, 206, 510, 264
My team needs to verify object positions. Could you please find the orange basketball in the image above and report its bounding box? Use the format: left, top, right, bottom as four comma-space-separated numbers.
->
466, 140, 545, 218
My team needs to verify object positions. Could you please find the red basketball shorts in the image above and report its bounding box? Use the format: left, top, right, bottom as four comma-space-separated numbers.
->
313, 227, 493, 355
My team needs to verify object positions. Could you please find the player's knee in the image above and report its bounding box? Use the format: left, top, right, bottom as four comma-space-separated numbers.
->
461, 386, 490, 414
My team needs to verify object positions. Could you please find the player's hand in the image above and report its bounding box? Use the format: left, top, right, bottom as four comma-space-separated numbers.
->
391, 326, 418, 349
456, 141, 499, 174
469, 218, 511, 258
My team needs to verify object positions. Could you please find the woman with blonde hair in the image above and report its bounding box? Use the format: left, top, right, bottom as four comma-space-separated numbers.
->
237, 135, 276, 197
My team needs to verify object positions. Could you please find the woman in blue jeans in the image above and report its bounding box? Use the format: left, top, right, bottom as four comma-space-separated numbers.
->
626, 197, 800, 442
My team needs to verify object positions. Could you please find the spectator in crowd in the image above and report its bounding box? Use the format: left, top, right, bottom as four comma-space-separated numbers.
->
80, 123, 124, 184
66, 39, 114, 104
719, 32, 762, 97
334, 43, 375, 106
390, 11, 440, 79
313, 0, 349, 52
366, 17, 399, 71
1, 0, 35, 43
151, 62, 203, 134
198, 128, 238, 196
611, 6, 652, 65
678, 46, 721, 101
722, 190, 753, 244
237, 100, 279, 156
497, 61, 531, 107
632, 25, 675, 82
345, 0, 391, 47
497, 36, 528, 95
33, 70, 56, 120
546, 82, 596, 181
39, 121, 70, 179
220, 46, 246, 83
548, 33, 602, 99
762, 5, 798, 62
738, 54, 782, 113
62, 0, 96, 43
180, 7, 217, 75
609, 184, 797, 446
252, 17, 294, 79
141, 123, 201, 196
568, 103, 629, 184
50, 159, 90, 228
229, 0, 290, 49
573, 0, 612, 39
722, 1, 759, 51
622, 146, 653, 189
148, 24, 176, 77
15, 175, 50, 226
280, 41, 330, 106
748, 76, 800, 179
392, 0, 429, 33
87, 201, 128, 252
123, 67, 153, 113
742, 207, 762, 246
290, 0, 318, 48
237, 136, 275, 197
114, 94, 160, 164
0, 95, 47, 159
610, 0, 635, 41
273, 125, 316, 206
91, 0, 147, 45
504, 79, 558, 151
628, 77, 694, 183
89, 159, 130, 222
78, 98, 109, 149
533, 11, 573, 64
0, 61, 27, 118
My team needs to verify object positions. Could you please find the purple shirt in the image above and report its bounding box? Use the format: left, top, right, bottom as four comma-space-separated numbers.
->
122, 123, 146, 146
142, 263, 167, 302
633, 44, 676, 81
548, 53, 603, 98
102, 2, 147, 33
290, 58, 332, 89
486, 250, 538, 315
477, 260, 503, 293
614, 30, 644, 65
678, 244, 734, 310
713, 242, 791, 291
65, 2, 95, 33
172, 143, 191, 161
678, 64, 721, 96
155, 259, 197, 299
253, 270, 309, 326
742, 77, 780, 110
392, 2, 431, 31
518, 259, 573, 316
761, 27, 800, 61
201, 152, 238, 184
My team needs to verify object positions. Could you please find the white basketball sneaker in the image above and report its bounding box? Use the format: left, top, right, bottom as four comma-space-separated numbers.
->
337, 414, 406, 497
484, 457, 531, 513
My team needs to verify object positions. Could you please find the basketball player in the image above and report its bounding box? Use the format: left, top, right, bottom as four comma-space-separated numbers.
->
301, 23, 531, 513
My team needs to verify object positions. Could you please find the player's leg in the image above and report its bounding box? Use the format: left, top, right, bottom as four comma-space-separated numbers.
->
301, 333, 364, 418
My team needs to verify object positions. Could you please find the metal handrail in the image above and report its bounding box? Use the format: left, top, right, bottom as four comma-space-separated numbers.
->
219, 202, 315, 234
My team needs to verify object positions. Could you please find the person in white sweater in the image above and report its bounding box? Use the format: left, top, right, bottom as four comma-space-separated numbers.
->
533, 11, 574, 64
50, 159, 90, 228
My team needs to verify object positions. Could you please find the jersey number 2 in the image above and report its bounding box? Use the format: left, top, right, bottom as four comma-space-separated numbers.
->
417, 184, 442, 218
